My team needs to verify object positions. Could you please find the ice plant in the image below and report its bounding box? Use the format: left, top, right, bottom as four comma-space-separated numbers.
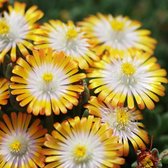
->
0, 1, 43, 62
85, 96, 149, 156
10, 48, 86, 116
0, 112, 47, 168
43, 115, 125, 168
0, 0, 7, 7
87, 50, 167, 110
0, 78, 9, 109
34, 20, 99, 69
79, 13, 157, 56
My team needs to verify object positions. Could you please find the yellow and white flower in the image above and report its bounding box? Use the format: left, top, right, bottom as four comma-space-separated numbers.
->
0, 2, 43, 62
10, 48, 86, 116
34, 20, 99, 69
85, 96, 149, 156
0, 78, 9, 109
0, 112, 47, 168
43, 115, 125, 168
79, 13, 157, 56
87, 50, 167, 110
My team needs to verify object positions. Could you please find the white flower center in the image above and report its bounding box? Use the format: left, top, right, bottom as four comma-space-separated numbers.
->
101, 106, 131, 131
66, 28, 78, 40
72, 144, 91, 163
93, 18, 139, 50
8, 136, 28, 156
42, 72, 53, 83
49, 26, 89, 57
0, 12, 29, 45
121, 62, 136, 76
101, 106, 141, 143
27, 64, 69, 100
59, 132, 105, 167
116, 108, 130, 129
110, 20, 125, 31
120, 62, 136, 85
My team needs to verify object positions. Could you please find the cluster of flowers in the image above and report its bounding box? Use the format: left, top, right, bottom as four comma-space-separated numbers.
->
0, 1, 167, 168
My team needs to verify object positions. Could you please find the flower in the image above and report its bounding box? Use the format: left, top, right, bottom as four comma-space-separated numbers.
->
87, 50, 167, 110
10, 48, 86, 116
0, 1, 43, 62
85, 96, 149, 156
43, 115, 125, 168
34, 20, 99, 69
0, 0, 7, 8
0, 78, 9, 109
136, 148, 160, 168
78, 13, 157, 56
0, 112, 47, 168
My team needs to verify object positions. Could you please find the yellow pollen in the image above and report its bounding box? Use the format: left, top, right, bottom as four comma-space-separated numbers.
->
0, 20, 9, 35
111, 20, 124, 31
66, 28, 78, 39
73, 145, 87, 160
43, 73, 53, 82
121, 62, 136, 76
9, 140, 22, 153
116, 109, 129, 126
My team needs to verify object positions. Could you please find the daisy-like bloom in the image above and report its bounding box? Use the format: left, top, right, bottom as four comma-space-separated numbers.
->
87, 50, 167, 110
0, 78, 9, 109
0, 112, 47, 168
85, 96, 149, 156
10, 48, 86, 116
78, 13, 157, 56
43, 115, 125, 168
0, 0, 7, 8
0, 2, 43, 62
34, 20, 99, 69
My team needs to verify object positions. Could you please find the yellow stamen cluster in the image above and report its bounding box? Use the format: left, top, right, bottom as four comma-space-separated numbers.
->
9, 140, 22, 153
0, 19, 9, 35
116, 109, 129, 126
73, 145, 88, 163
66, 28, 78, 39
42, 73, 53, 82
111, 20, 124, 31
121, 62, 136, 76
